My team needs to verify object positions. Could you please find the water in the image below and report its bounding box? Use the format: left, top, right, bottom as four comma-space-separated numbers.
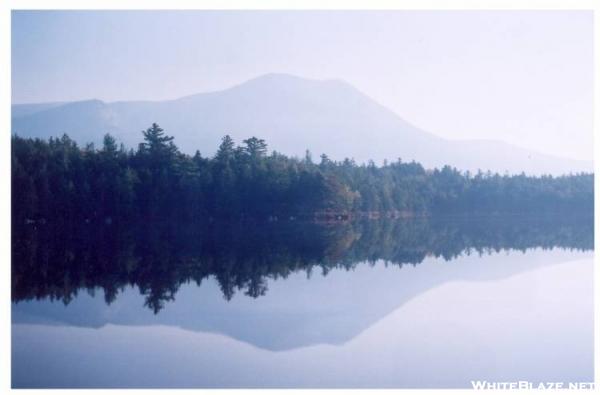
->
11, 215, 594, 388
